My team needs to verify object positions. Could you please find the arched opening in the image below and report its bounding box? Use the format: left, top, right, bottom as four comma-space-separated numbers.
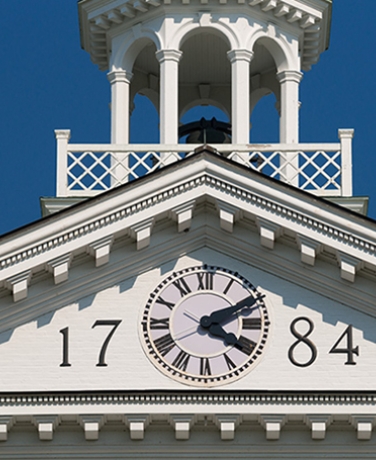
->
249, 41, 280, 143
178, 30, 231, 144
179, 105, 230, 144
129, 41, 160, 143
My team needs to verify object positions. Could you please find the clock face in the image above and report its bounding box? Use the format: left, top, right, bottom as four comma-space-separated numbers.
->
140, 266, 270, 387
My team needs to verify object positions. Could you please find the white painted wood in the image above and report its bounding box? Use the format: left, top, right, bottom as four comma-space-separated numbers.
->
107, 70, 133, 144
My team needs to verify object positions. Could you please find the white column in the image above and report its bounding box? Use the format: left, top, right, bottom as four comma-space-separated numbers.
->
276, 70, 302, 144
227, 50, 253, 145
276, 70, 303, 186
107, 70, 133, 144
156, 49, 182, 145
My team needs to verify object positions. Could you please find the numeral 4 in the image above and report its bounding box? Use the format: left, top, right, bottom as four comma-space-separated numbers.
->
329, 325, 359, 365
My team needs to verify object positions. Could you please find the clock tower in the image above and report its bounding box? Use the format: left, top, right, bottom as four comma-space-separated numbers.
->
2, 1, 376, 458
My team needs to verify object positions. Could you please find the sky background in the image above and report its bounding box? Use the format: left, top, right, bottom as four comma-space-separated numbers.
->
0, 0, 375, 236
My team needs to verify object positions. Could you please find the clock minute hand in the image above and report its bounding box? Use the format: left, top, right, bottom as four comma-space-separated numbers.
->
200, 294, 265, 328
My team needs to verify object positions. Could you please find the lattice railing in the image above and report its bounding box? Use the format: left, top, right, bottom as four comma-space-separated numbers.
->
55, 129, 354, 198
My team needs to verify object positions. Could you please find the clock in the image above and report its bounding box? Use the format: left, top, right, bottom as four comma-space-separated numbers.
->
140, 265, 270, 386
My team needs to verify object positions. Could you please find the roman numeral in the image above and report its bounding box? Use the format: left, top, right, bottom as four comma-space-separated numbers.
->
172, 350, 190, 371
236, 335, 256, 355
200, 357, 212, 376
223, 278, 234, 295
242, 318, 262, 329
156, 296, 175, 310
173, 278, 191, 297
150, 318, 170, 329
154, 334, 175, 356
196, 272, 214, 290
224, 353, 237, 371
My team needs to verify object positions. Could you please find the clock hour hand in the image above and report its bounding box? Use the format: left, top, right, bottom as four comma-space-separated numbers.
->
207, 323, 238, 346
200, 293, 265, 328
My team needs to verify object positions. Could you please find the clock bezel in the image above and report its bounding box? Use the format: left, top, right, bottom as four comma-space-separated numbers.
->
140, 265, 270, 387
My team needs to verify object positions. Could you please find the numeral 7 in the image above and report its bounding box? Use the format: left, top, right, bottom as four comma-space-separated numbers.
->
92, 320, 122, 367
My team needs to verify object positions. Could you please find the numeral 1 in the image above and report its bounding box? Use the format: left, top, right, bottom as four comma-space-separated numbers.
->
242, 318, 262, 329
173, 278, 191, 297
197, 272, 214, 290
200, 357, 212, 375
59, 327, 71, 367
329, 325, 359, 365
172, 350, 190, 371
154, 334, 175, 356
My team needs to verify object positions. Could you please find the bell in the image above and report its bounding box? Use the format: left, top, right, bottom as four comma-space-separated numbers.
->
179, 117, 232, 144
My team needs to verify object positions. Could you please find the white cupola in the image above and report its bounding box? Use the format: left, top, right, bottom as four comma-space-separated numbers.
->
78, 0, 332, 145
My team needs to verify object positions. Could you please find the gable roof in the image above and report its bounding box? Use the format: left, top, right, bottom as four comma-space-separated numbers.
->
0, 147, 375, 319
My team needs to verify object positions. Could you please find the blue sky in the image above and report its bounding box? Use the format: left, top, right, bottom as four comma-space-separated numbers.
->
0, 0, 375, 236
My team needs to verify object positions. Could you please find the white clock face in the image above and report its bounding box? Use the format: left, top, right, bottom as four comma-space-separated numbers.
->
140, 266, 270, 387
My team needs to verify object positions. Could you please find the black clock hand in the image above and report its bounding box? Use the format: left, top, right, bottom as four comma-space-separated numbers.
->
208, 323, 238, 346
200, 293, 265, 328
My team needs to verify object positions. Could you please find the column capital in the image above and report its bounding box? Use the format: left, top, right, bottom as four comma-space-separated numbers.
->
227, 49, 254, 64
155, 49, 182, 64
338, 128, 355, 140
276, 70, 303, 84
107, 69, 133, 84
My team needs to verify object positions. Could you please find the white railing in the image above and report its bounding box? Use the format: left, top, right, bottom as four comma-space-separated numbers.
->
55, 129, 354, 198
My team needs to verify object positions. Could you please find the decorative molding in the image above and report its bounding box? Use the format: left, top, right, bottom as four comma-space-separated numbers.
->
126, 415, 150, 440
169, 415, 195, 440
256, 217, 282, 250
4, 270, 31, 302
169, 200, 196, 232
296, 235, 322, 266
216, 200, 242, 233
337, 253, 363, 283
87, 235, 114, 267
129, 218, 155, 250
0, 172, 375, 290
46, 253, 72, 284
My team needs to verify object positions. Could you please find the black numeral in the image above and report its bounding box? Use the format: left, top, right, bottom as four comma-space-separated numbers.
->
150, 318, 170, 329
154, 334, 175, 356
329, 325, 359, 365
197, 272, 214, 290
173, 278, 191, 297
242, 318, 262, 329
288, 317, 317, 368
59, 327, 71, 367
172, 350, 190, 371
156, 296, 175, 310
92, 320, 122, 367
200, 357, 212, 375
236, 335, 256, 355
224, 353, 236, 371
223, 278, 234, 295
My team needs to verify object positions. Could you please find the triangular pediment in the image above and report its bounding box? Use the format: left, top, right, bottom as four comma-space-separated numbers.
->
0, 149, 375, 327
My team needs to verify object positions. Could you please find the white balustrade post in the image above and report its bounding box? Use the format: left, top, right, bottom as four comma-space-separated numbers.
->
227, 50, 253, 144
339, 128, 354, 197
156, 49, 182, 150
276, 70, 303, 186
55, 129, 71, 197
107, 70, 133, 144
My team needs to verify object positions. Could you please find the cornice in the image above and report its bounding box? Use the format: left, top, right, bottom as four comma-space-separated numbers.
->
79, 0, 330, 71
0, 168, 375, 300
